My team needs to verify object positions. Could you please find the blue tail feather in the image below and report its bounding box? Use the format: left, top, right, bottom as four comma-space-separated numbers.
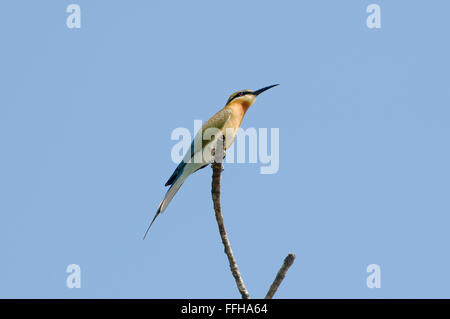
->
165, 161, 185, 186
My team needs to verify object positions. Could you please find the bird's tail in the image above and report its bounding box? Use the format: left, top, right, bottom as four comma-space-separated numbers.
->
143, 171, 189, 239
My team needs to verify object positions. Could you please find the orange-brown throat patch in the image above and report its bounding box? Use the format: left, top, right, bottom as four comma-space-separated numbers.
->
229, 99, 251, 114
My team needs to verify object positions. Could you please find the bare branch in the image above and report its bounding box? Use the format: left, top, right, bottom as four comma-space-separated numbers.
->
211, 135, 250, 299
265, 253, 296, 299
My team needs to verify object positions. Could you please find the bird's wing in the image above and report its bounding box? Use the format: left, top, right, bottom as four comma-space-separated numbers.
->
187, 107, 232, 160
145, 108, 232, 238
165, 108, 231, 187
202, 107, 232, 132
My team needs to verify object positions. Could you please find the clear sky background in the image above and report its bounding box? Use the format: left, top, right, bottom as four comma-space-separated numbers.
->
1, 1, 449, 298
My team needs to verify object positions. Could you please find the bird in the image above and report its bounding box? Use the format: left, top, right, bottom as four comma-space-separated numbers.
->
143, 84, 279, 239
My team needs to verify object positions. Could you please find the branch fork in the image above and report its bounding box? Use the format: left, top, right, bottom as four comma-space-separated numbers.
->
211, 135, 295, 299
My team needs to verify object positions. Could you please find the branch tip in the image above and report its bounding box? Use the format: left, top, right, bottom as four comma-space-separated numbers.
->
265, 253, 296, 299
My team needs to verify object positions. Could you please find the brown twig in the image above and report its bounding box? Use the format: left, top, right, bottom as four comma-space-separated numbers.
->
265, 253, 296, 299
211, 135, 250, 299
211, 135, 294, 299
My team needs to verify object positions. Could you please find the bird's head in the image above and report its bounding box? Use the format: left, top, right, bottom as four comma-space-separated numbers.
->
225, 84, 279, 109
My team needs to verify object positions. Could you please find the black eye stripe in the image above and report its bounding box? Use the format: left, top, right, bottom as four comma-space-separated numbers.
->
227, 91, 251, 104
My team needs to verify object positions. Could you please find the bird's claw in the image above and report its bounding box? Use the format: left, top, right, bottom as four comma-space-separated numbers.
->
211, 147, 226, 168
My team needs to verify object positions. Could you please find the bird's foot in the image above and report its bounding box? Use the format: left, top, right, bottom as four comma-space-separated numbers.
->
211, 147, 226, 170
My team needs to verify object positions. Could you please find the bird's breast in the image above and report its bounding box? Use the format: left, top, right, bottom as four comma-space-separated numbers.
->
222, 103, 248, 149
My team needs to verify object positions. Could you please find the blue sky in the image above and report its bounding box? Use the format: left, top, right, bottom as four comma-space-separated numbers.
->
1, 1, 449, 298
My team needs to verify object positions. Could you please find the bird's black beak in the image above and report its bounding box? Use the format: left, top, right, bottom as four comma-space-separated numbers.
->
252, 84, 279, 96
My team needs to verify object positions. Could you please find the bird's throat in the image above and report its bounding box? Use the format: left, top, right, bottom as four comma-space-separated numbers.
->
229, 100, 251, 114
